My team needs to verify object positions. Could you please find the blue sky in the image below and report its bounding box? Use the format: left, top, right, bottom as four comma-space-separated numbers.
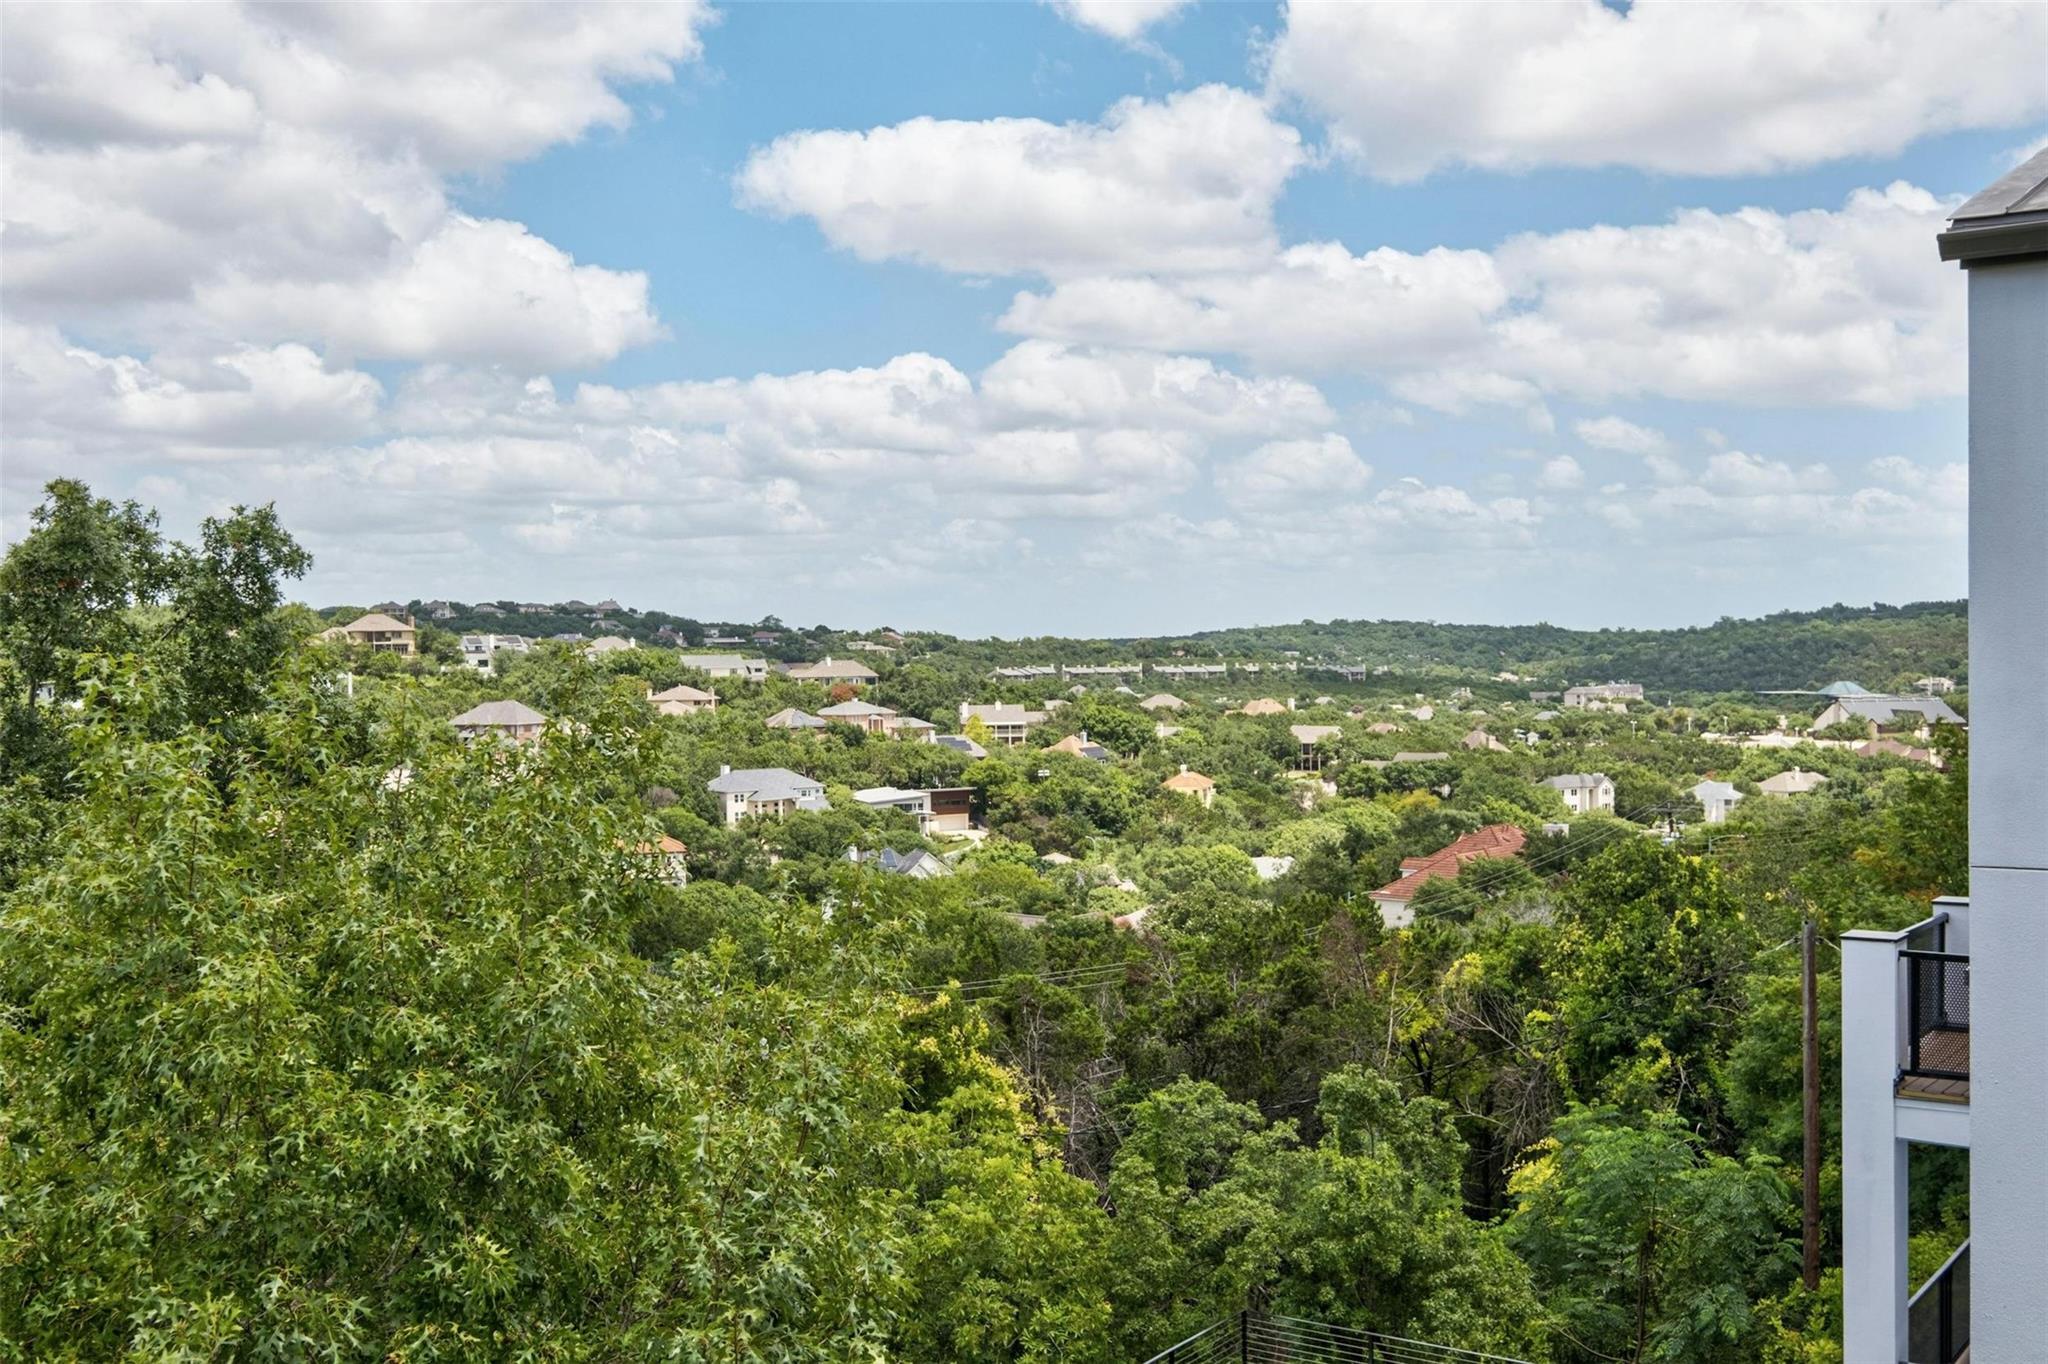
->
4, 1, 2044, 635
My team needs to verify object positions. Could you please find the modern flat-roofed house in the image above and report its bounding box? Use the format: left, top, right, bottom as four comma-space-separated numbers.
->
678, 654, 768, 682
1289, 723, 1342, 771
649, 683, 718, 717
786, 656, 880, 686
818, 698, 896, 734
450, 699, 547, 743
853, 786, 931, 823
1367, 823, 1527, 928
960, 702, 1047, 746
1758, 767, 1828, 797
1162, 766, 1216, 808
460, 633, 529, 674
1689, 779, 1743, 824
324, 611, 418, 655
926, 787, 974, 833
1811, 694, 1964, 737
1542, 772, 1615, 814
764, 707, 827, 733
707, 766, 828, 826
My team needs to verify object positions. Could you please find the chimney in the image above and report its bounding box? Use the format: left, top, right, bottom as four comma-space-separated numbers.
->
1288, 697, 1297, 711
718, 764, 731, 777
1180, 763, 1189, 774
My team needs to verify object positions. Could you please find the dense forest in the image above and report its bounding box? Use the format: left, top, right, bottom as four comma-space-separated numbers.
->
3, 482, 1971, 1361
393, 598, 1966, 699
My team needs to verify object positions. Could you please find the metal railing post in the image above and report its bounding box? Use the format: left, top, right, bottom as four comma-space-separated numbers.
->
1238, 1308, 1249, 1364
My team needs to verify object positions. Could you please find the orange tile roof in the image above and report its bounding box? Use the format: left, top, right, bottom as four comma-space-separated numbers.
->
1368, 823, 1526, 905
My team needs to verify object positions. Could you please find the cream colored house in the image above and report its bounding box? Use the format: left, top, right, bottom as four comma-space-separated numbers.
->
819, 698, 896, 734
1162, 766, 1215, 808
325, 611, 417, 655
649, 683, 718, 717
707, 766, 828, 826
450, 699, 547, 743
786, 657, 880, 685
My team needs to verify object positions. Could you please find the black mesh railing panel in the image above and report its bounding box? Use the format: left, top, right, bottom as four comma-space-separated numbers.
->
1903, 950, 1970, 1079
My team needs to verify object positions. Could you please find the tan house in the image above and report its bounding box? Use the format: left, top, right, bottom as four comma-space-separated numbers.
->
1047, 731, 1112, 761
324, 611, 418, 655
625, 834, 689, 886
819, 698, 896, 734
960, 702, 1047, 746
1239, 697, 1289, 716
883, 714, 938, 742
1366, 721, 1401, 735
1161, 765, 1216, 808
764, 707, 828, 733
786, 656, 880, 686
584, 635, 637, 658
1462, 727, 1510, 753
450, 699, 547, 743
1759, 767, 1830, 797
649, 683, 718, 717
1138, 693, 1186, 711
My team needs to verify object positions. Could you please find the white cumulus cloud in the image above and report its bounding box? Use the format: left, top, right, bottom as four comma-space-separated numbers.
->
1267, 0, 2048, 180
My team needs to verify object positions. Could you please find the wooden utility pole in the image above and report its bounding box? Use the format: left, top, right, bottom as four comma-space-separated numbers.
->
1802, 917, 1821, 1291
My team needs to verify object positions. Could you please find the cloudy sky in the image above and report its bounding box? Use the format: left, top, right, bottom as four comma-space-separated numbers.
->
3, 2, 2043, 635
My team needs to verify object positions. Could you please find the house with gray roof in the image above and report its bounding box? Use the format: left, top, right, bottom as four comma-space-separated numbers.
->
707, 766, 828, 825
450, 699, 547, 743
1810, 694, 1964, 736
764, 707, 827, 732
678, 654, 768, 682
1689, 779, 1743, 824
1542, 772, 1616, 814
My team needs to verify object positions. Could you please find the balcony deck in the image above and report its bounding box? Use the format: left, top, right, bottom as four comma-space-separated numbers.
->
1898, 1027, 1970, 1103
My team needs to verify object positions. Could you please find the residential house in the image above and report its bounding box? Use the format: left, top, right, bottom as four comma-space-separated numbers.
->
818, 698, 896, 734
649, 683, 718, 717
678, 654, 768, 682
1408, 705, 1435, 721
882, 714, 938, 742
323, 611, 418, 655
1239, 697, 1289, 716
786, 657, 880, 686
1251, 855, 1295, 881
707, 766, 828, 826
1758, 768, 1828, 797
1161, 766, 1216, 808
1138, 692, 1186, 711
1461, 727, 1509, 752
849, 846, 953, 878
1366, 721, 1401, 735
1154, 721, 1183, 738
1367, 824, 1528, 928
1563, 682, 1645, 709
1542, 772, 1616, 814
1689, 779, 1744, 824
584, 635, 636, 657
1857, 736, 1939, 765
1810, 694, 1964, 737
1392, 751, 1450, 764
1290, 723, 1342, 771
959, 702, 1047, 746
371, 600, 407, 616
593, 599, 622, 613
422, 600, 455, 620
450, 699, 547, 743
846, 640, 896, 654
763, 707, 827, 733
936, 734, 988, 759
625, 834, 689, 887
517, 602, 549, 615
852, 786, 932, 824
925, 787, 975, 833
1914, 676, 1958, 695
1047, 731, 1111, 761
460, 633, 529, 674
473, 602, 504, 617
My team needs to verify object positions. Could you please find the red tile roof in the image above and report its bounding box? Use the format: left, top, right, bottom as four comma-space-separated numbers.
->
1368, 823, 1526, 905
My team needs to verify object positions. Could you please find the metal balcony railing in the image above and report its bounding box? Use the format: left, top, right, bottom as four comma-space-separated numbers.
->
1906, 1238, 1969, 1363
1140, 1311, 1533, 1364
1902, 948, 1970, 1081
